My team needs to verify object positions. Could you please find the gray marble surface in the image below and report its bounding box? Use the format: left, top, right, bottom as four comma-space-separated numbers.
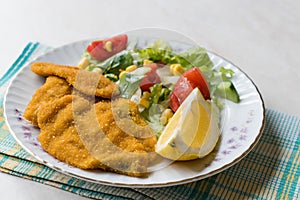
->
0, 0, 299, 199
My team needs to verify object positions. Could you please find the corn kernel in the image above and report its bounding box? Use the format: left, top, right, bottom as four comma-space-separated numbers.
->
143, 59, 153, 65
92, 68, 103, 74
104, 41, 112, 52
125, 65, 137, 72
77, 57, 90, 69
119, 71, 127, 79
139, 98, 150, 108
170, 64, 185, 76
160, 116, 168, 126
160, 109, 173, 125
142, 91, 151, 99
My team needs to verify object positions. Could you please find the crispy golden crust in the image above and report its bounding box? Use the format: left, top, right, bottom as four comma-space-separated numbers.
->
31, 62, 117, 98
37, 95, 107, 170
37, 95, 157, 177
24, 76, 72, 126
25, 62, 157, 177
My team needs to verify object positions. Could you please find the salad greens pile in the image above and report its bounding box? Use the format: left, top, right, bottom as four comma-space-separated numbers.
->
82, 38, 240, 137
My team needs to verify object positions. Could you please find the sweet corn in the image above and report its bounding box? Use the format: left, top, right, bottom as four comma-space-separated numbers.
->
142, 91, 151, 99
139, 91, 151, 108
160, 109, 173, 125
104, 41, 112, 52
77, 57, 90, 69
125, 65, 137, 72
170, 64, 185, 76
139, 98, 150, 108
160, 116, 168, 126
119, 71, 127, 79
92, 68, 103, 74
143, 59, 153, 65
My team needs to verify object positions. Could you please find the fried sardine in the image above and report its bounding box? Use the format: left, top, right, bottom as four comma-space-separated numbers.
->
37, 95, 157, 177
24, 76, 72, 125
31, 62, 117, 98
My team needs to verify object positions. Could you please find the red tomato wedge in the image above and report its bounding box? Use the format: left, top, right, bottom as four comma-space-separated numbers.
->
140, 63, 163, 91
87, 34, 128, 61
169, 92, 181, 112
170, 67, 210, 112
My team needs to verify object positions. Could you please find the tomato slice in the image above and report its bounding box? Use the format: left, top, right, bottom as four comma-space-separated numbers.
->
140, 63, 163, 91
170, 67, 210, 112
87, 34, 128, 61
183, 67, 210, 100
169, 92, 181, 112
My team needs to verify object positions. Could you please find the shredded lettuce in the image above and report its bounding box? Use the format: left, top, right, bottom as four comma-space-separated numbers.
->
148, 40, 172, 52
219, 67, 235, 80
173, 46, 214, 69
96, 51, 133, 76
149, 84, 171, 106
134, 39, 172, 65
136, 42, 213, 71
140, 84, 171, 137
84, 50, 133, 77
82, 38, 240, 136
140, 104, 165, 138
200, 66, 236, 95
137, 48, 173, 65
118, 67, 150, 99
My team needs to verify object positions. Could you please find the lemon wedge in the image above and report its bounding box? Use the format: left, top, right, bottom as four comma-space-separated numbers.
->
155, 88, 220, 161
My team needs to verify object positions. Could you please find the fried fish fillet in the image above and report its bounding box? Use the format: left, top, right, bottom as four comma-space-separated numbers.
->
37, 95, 157, 177
31, 62, 117, 98
24, 76, 72, 126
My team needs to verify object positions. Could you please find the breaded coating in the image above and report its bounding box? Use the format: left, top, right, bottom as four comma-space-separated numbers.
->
37, 95, 105, 170
79, 98, 158, 175
24, 76, 72, 126
37, 95, 157, 177
31, 62, 117, 98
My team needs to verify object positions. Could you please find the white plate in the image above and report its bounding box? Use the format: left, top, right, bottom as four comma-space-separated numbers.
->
4, 31, 265, 187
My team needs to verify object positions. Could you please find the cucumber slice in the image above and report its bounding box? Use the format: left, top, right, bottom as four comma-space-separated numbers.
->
215, 81, 240, 103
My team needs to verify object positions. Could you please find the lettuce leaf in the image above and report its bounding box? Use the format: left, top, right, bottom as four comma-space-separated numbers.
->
148, 40, 172, 52
149, 84, 171, 104
174, 46, 213, 69
140, 84, 171, 137
136, 42, 213, 71
118, 67, 150, 99
84, 50, 133, 77
96, 50, 133, 76
137, 48, 173, 64
140, 104, 165, 138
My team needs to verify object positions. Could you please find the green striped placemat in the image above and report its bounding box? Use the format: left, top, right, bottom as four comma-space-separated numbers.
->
0, 43, 299, 199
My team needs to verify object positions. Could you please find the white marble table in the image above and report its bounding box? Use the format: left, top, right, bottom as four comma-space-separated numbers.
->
0, 0, 299, 199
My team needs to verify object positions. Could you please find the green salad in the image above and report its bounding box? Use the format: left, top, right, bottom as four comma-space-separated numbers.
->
79, 34, 240, 137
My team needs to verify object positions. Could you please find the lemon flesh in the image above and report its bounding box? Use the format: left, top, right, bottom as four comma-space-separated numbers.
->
155, 88, 220, 161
